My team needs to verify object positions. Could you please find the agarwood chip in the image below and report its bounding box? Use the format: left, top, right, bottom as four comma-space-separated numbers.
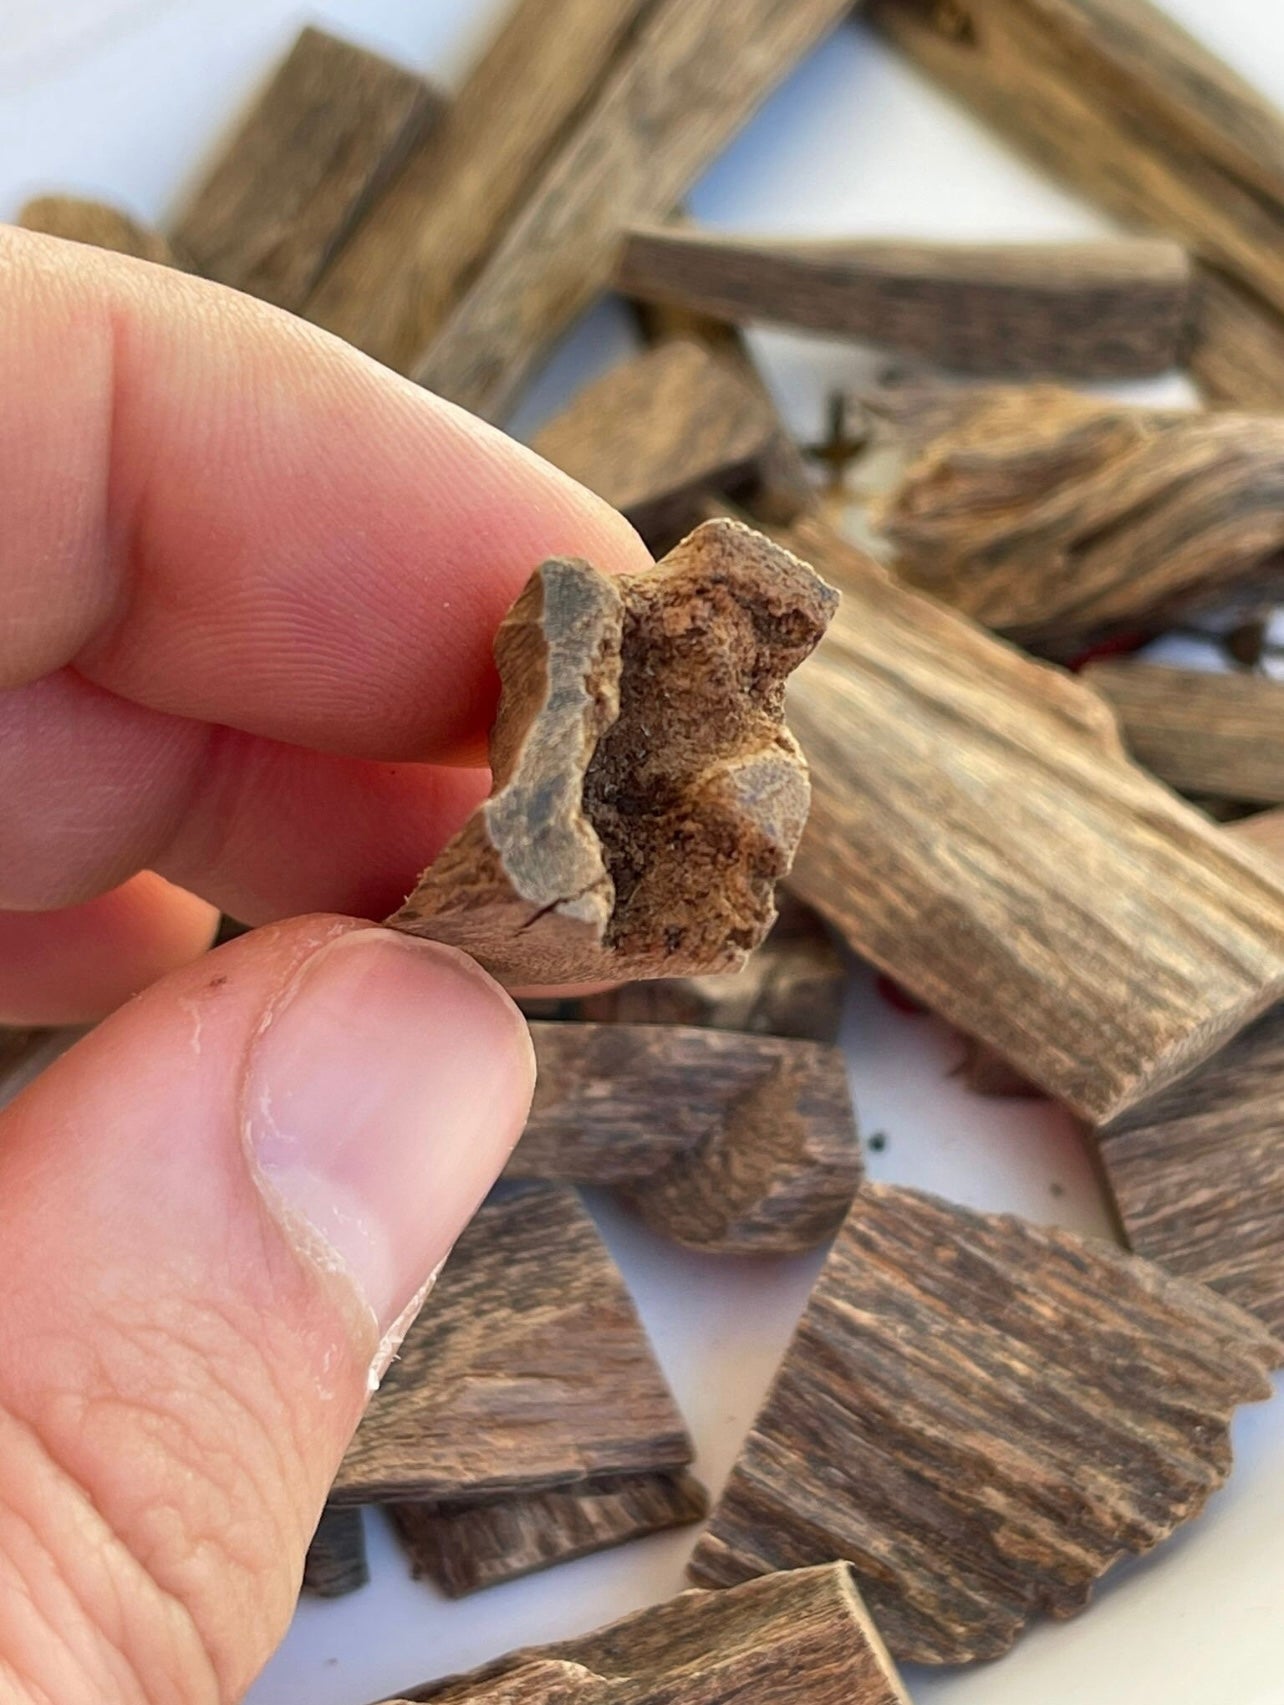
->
18, 195, 184, 267
689, 1182, 1281, 1664
331, 1182, 691, 1505
509, 1022, 862, 1255
390, 520, 836, 986
391, 1469, 708, 1597
391, 1562, 909, 1705
301, 1505, 368, 1598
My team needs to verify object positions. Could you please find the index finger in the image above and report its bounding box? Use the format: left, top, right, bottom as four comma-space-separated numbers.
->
0, 227, 651, 760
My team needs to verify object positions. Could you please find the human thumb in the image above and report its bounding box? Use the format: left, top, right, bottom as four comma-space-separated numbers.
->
0, 916, 534, 1704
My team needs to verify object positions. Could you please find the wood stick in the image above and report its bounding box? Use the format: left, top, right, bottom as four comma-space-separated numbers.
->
390, 521, 836, 985
305, 0, 658, 370
173, 26, 439, 311
391, 1470, 708, 1597
393, 1562, 910, 1705
530, 341, 789, 547
781, 514, 1284, 1124
1084, 661, 1284, 805
1188, 263, 1284, 409
512, 1023, 862, 1255
618, 225, 1192, 377
869, 384, 1284, 651
689, 1182, 1281, 1663
18, 195, 184, 266
866, 0, 1284, 321
410, 0, 852, 417
330, 1182, 692, 1505
301, 1505, 368, 1598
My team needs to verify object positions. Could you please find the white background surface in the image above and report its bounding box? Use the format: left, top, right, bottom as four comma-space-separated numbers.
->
2, 3, 1283, 1702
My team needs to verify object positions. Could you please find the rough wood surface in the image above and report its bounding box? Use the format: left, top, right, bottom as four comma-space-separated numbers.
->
390, 521, 836, 985
530, 341, 787, 546
410, 0, 851, 418
302, 1504, 368, 1598
1188, 264, 1284, 409
1098, 1002, 1284, 1340
392, 1469, 708, 1597
331, 1182, 691, 1504
18, 195, 183, 266
866, 0, 1284, 321
306, 0, 658, 370
1083, 661, 1284, 805
690, 1182, 1282, 1664
782, 514, 1284, 1124
510, 1022, 861, 1254
618, 225, 1192, 377
393, 1562, 910, 1704
869, 385, 1284, 650
174, 26, 438, 310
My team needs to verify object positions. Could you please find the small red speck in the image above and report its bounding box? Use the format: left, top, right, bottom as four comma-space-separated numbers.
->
875, 974, 927, 1016
207, 975, 228, 989
1065, 632, 1147, 672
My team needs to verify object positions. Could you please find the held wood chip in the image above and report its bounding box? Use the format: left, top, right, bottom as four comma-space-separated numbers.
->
391, 1469, 708, 1597
18, 195, 184, 266
391, 1562, 910, 1705
530, 340, 789, 547
618, 225, 1193, 377
511, 1022, 862, 1255
174, 26, 439, 310
782, 514, 1284, 1124
331, 1182, 692, 1504
1083, 661, 1284, 806
689, 1183, 1282, 1664
302, 1505, 368, 1598
411, 0, 852, 417
868, 385, 1284, 650
389, 520, 836, 986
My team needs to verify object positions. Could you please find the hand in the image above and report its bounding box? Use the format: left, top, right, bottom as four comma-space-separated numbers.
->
0, 228, 651, 1702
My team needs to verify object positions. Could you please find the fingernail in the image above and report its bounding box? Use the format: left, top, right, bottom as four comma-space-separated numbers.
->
244, 929, 535, 1343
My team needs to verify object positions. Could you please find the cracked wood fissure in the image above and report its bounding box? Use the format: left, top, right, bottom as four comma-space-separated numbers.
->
690, 1183, 1281, 1663
330, 1182, 691, 1505
617, 225, 1192, 377
390, 521, 836, 986
782, 513, 1284, 1124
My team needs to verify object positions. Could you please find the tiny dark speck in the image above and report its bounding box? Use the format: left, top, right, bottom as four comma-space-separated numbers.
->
867, 1131, 887, 1153
1049, 1181, 1065, 1198
207, 975, 228, 989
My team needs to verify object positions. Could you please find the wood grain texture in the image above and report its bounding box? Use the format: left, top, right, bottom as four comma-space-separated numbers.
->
530, 341, 787, 548
173, 26, 438, 310
870, 385, 1284, 650
392, 1469, 708, 1597
511, 1022, 862, 1254
1084, 661, 1284, 805
866, 0, 1284, 319
305, 0, 659, 369
618, 225, 1192, 376
331, 1182, 690, 1504
18, 195, 183, 266
391, 521, 836, 985
302, 1505, 368, 1598
689, 1182, 1282, 1663
782, 514, 1284, 1124
411, 0, 852, 418
393, 1562, 910, 1704
1188, 264, 1284, 409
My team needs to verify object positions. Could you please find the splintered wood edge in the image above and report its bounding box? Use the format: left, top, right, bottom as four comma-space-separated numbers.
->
388, 519, 837, 985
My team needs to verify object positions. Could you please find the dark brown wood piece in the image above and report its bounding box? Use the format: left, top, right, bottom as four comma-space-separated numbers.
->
869, 385, 1284, 650
1084, 661, 1284, 805
390, 521, 836, 986
392, 1562, 910, 1704
511, 1022, 861, 1255
690, 1182, 1282, 1663
331, 1182, 691, 1505
783, 514, 1284, 1124
18, 195, 184, 266
410, 0, 853, 417
302, 1504, 368, 1598
174, 26, 438, 310
618, 225, 1192, 376
530, 341, 789, 547
392, 1469, 708, 1597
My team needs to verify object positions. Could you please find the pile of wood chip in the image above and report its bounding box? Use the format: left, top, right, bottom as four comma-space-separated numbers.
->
9, 0, 1284, 1699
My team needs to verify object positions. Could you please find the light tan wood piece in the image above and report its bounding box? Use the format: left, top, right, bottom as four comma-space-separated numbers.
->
1189, 264, 1284, 409
18, 195, 183, 266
